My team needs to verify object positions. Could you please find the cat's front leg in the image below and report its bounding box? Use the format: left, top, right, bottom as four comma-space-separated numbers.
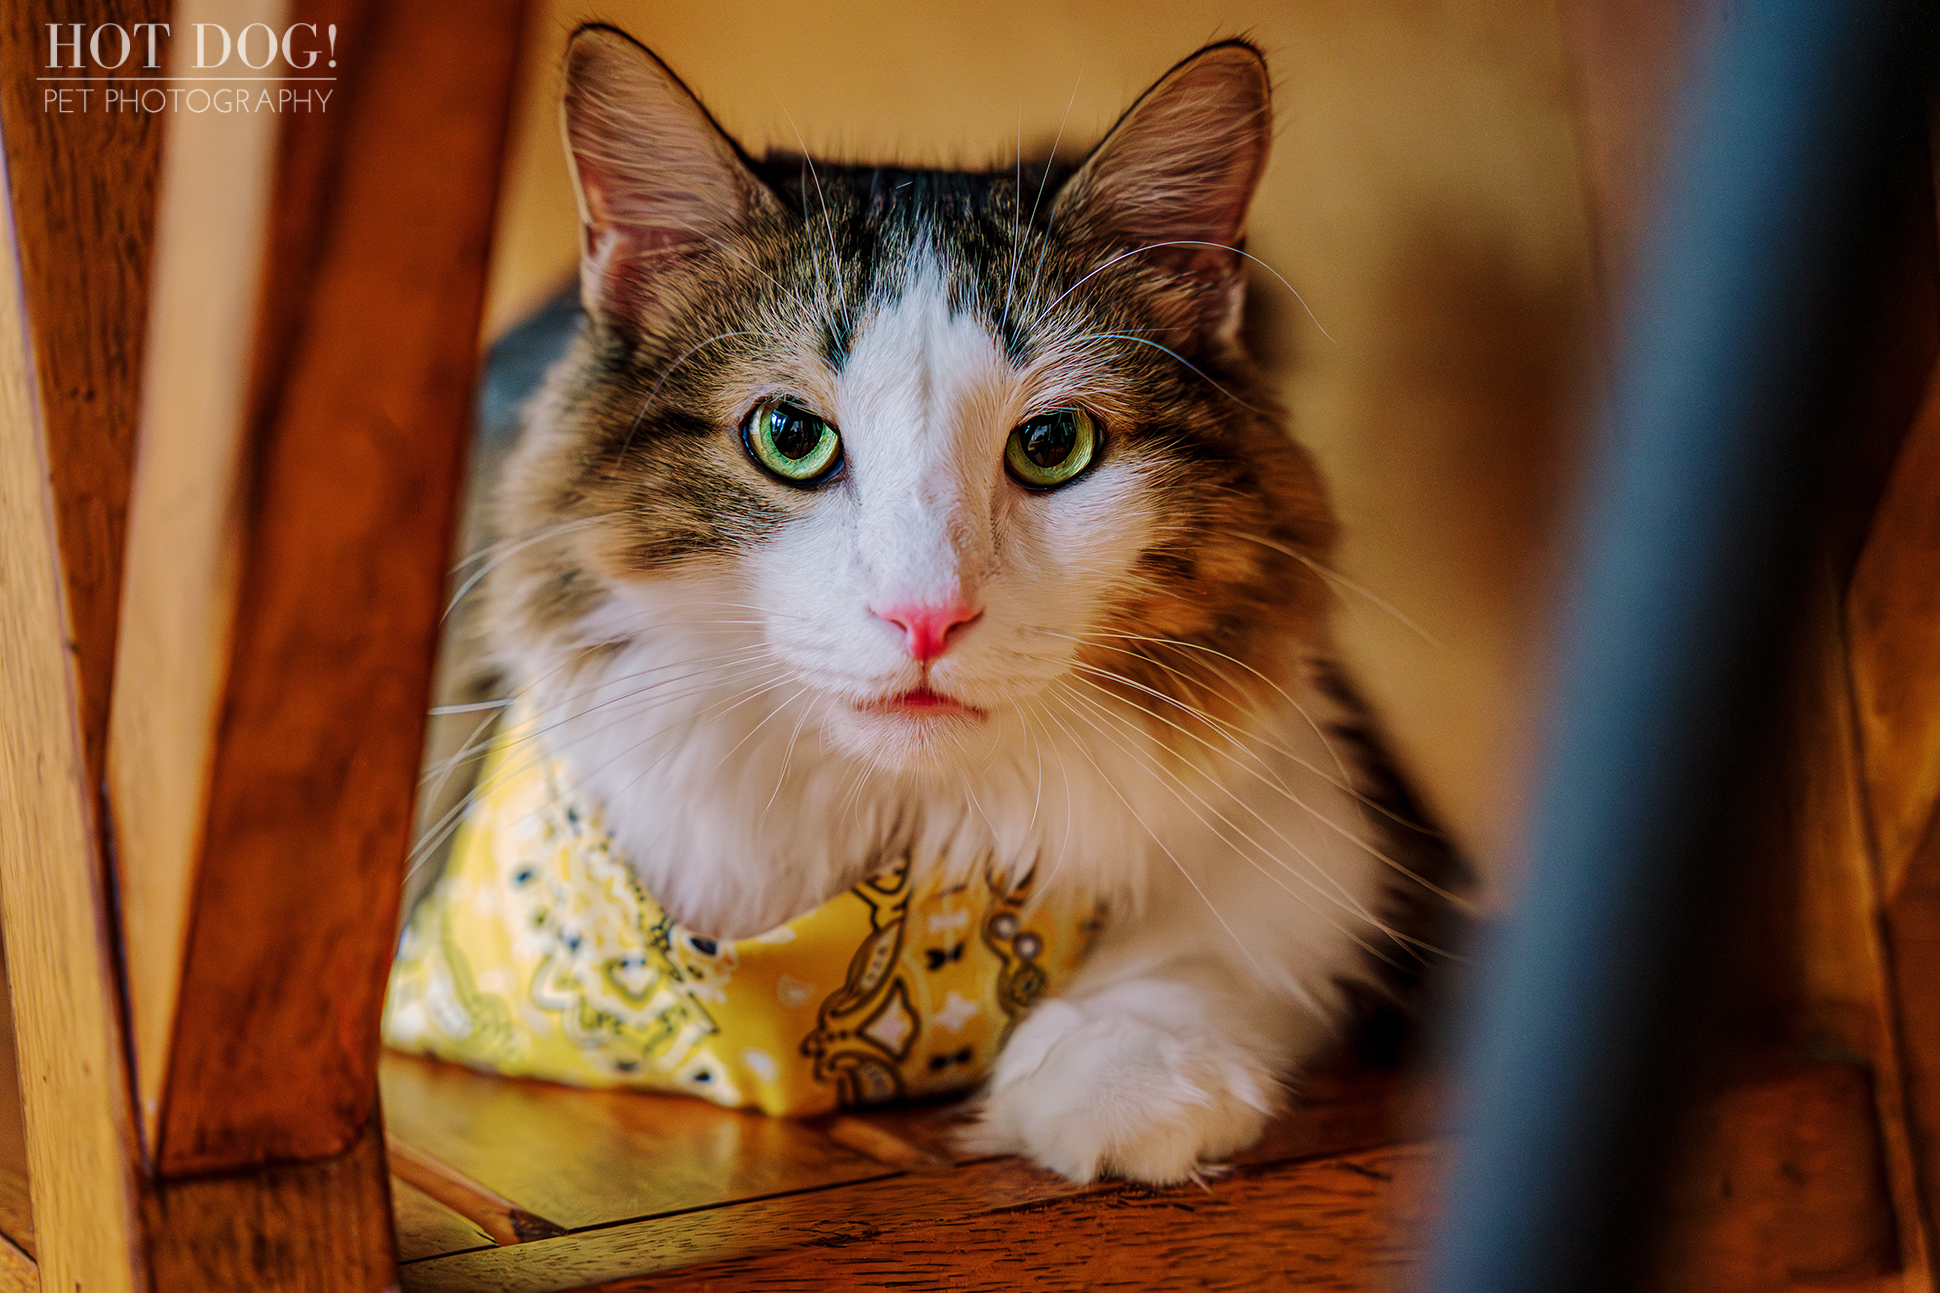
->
964, 969, 1320, 1184
963, 797, 1373, 1186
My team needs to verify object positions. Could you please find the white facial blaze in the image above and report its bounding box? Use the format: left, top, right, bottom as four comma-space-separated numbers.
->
753, 254, 1150, 744
836, 263, 1005, 613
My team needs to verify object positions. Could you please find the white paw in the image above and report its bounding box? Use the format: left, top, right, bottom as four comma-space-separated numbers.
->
962, 995, 1280, 1184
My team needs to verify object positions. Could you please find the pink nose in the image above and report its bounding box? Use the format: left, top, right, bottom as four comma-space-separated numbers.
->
873, 601, 981, 662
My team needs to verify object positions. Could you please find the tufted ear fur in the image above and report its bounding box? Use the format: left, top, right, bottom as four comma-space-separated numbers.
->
1053, 42, 1272, 337
560, 26, 779, 333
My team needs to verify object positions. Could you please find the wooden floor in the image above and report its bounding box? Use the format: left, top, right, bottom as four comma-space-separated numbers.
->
0, 930, 1444, 1290
380, 1052, 1437, 1292
0, 1009, 1912, 1289
0, 942, 1440, 1292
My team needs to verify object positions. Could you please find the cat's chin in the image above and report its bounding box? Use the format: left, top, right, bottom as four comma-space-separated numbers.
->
827, 691, 992, 772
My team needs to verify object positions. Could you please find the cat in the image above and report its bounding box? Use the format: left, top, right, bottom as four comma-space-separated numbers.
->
474, 22, 1461, 1184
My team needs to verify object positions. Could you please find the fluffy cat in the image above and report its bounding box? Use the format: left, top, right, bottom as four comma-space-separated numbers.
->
479, 24, 1460, 1184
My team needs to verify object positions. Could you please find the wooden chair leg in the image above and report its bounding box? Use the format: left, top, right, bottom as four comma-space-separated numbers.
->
1, 1, 524, 1287
0, 2, 170, 1288
0, 156, 146, 1293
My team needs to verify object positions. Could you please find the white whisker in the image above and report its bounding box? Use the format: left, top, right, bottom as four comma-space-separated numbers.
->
1031, 688, 1274, 981
1051, 682, 1409, 968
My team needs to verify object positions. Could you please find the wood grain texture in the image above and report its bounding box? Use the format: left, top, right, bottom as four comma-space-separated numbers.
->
1798, 104, 1940, 1293
599, 1147, 1438, 1293
1788, 564, 1937, 1288
393, 1177, 496, 1264
1654, 1059, 1898, 1292
1888, 804, 1940, 1289
144, 1120, 398, 1292
1851, 367, 1940, 900
388, 1132, 565, 1246
0, 961, 36, 1260
1840, 122, 1940, 1286
380, 1052, 891, 1233
394, 1155, 1171, 1293
391, 1068, 1409, 1292
823, 1118, 953, 1175
0, 1235, 33, 1293
0, 107, 146, 1293
408, 1144, 1440, 1293
104, 0, 527, 1178
390, 1059, 1907, 1291
810, 1103, 974, 1167
0, 0, 165, 787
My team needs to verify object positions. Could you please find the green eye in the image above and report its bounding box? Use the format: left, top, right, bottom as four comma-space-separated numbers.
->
745, 400, 842, 483
1005, 409, 1099, 489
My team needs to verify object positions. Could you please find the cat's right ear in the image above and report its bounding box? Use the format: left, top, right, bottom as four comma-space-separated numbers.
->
1053, 42, 1271, 341
561, 27, 776, 333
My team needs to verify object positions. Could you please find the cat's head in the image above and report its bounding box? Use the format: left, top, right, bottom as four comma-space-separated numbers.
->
494, 25, 1334, 785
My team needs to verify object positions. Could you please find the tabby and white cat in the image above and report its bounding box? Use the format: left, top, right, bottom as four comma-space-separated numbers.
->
481, 24, 1456, 1184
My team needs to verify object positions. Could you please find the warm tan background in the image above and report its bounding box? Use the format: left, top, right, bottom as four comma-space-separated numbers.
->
479, 0, 1606, 902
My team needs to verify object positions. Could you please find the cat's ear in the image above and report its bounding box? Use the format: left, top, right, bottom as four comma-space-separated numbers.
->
1054, 42, 1271, 333
561, 26, 777, 332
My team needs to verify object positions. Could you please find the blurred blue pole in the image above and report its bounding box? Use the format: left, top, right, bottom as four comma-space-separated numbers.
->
1426, 3, 1934, 1291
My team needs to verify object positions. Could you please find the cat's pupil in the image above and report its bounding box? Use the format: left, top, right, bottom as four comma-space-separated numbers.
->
769, 409, 822, 460
1022, 414, 1077, 468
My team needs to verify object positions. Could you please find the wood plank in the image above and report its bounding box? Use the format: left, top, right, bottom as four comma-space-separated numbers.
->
0, 1235, 32, 1293
1789, 562, 1937, 1287
401, 1143, 1439, 1293
1888, 809, 1940, 1286
0, 98, 146, 1293
107, 0, 294, 1154
388, 1133, 565, 1245
397, 1056, 1909, 1292
394, 1155, 1151, 1293
1653, 1059, 1898, 1292
0, 959, 35, 1260
823, 1118, 953, 1175
155, 0, 516, 1166
598, 1145, 1438, 1293
393, 1178, 496, 1265
1796, 89, 1940, 1293
144, 1120, 398, 1292
803, 1097, 985, 1168
99, 0, 527, 1177
0, 0, 165, 788
393, 1068, 1410, 1293
380, 1052, 892, 1232
1850, 365, 1940, 899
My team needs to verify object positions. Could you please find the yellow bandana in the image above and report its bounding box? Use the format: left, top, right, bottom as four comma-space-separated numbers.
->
382, 711, 1105, 1116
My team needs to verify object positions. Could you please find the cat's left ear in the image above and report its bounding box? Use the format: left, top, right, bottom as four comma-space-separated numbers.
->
560, 26, 779, 333
1054, 42, 1271, 337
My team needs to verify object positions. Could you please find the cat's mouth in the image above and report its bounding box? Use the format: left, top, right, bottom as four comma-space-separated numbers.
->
858, 686, 987, 721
